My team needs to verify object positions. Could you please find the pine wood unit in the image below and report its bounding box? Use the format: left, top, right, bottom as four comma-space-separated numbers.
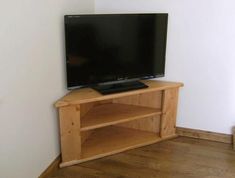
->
55, 80, 183, 167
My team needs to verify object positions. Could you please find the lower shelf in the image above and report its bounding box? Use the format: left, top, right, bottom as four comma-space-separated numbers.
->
60, 126, 178, 167
60, 126, 161, 167
82, 126, 161, 159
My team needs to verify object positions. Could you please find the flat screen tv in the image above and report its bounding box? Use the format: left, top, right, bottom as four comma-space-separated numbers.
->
64, 13, 168, 94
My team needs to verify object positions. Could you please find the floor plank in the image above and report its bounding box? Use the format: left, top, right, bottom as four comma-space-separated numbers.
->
49, 137, 235, 178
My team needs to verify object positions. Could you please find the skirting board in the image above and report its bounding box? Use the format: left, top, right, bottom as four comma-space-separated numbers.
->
176, 127, 233, 144
38, 156, 61, 178
233, 127, 235, 150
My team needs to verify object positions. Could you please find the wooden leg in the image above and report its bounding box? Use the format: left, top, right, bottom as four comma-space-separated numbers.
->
59, 105, 81, 163
160, 88, 179, 138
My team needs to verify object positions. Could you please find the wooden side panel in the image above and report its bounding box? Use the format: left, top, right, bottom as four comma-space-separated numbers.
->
80, 99, 113, 118
113, 91, 162, 108
160, 88, 179, 138
114, 91, 162, 133
80, 100, 113, 144
113, 94, 140, 106
81, 130, 94, 145
59, 105, 81, 162
138, 91, 162, 108
117, 116, 161, 133
80, 102, 95, 118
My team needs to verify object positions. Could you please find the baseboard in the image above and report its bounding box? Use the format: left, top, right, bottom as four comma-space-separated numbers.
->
233, 127, 235, 150
38, 156, 61, 178
176, 127, 233, 144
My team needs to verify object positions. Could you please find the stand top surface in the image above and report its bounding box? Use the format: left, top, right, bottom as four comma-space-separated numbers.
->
55, 80, 183, 107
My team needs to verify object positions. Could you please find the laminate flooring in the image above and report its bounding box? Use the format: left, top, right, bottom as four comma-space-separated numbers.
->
49, 137, 235, 178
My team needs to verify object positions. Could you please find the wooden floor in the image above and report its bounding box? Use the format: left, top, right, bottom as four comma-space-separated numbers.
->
49, 137, 235, 178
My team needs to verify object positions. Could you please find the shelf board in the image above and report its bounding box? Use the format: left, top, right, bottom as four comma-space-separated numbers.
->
82, 126, 161, 160
81, 103, 161, 131
55, 80, 183, 107
59, 126, 178, 167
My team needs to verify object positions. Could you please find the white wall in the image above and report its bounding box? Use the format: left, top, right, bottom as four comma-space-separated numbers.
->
0, 1, 94, 178
1, 1, 235, 177
95, 0, 235, 134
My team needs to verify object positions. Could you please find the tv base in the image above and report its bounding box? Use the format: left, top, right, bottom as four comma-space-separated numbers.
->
92, 81, 148, 95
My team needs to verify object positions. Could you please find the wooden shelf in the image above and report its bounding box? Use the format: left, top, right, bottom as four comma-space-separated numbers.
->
55, 80, 183, 107
81, 126, 160, 161
81, 103, 161, 131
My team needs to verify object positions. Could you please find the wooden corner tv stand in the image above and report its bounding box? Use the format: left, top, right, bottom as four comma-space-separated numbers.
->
55, 80, 183, 168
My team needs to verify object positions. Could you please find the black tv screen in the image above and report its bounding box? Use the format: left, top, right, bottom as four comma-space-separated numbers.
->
64, 14, 168, 89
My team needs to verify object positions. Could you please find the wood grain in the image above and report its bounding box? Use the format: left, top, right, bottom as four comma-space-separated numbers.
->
113, 90, 162, 108
55, 80, 183, 167
55, 80, 183, 107
59, 126, 176, 167
82, 126, 160, 159
114, 91, 162, 133
80, 99, 113, 118
59, 106, 81, 163
81, 103, 161, 131
80, 102, 94, 118
117, 116, 161, 133
160, 88, 179, 138
81, 130, 94, 145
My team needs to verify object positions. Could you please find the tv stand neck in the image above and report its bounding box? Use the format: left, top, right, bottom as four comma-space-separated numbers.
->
92, 81, 148, 95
